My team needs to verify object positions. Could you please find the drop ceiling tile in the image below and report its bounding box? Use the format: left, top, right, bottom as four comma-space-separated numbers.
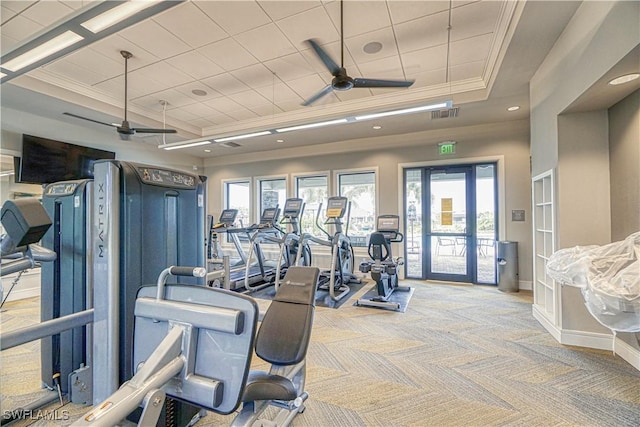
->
136, 61, 193, 89
1, 14, 43, 50
451, 1, 502, 42
173, 82, 223, 103
93, 77, 145, 101
118, 19, 190, 60
345, 27, 399, 64
203, 96, 244, 113
198, 38, 258, 72
60, 1, 84, 11
1, 1, 37, 14
450, 60, 485, 81
0, 34, 18, 53
42, 59, 105, 87
235, 23, 296, 63
395, 11, 449, 53
122, 70, 166, 97
90, 34, 159, 70
231, 63, 278, 89
179, 102, 219, 118
450, 33, 492, 65
407, 68, 447, 88
1, 6, 18, 23
61, 48, 123, 82
401, 44, 448, 75
388, 1, 449, 24
223, 107, 259, 121
153, 2, 227, 49
187, 117, 217, 128
249, 103, 284, 116
228, 89, 271, 109
275, 99, 306, 112
20, 1, 74, 27
195, 0, 271, 36
255, 81, 303, 104
165, 51, 225, 80
132, 88, 197, 110
260, 1, 322, 21
202, 73, 250, 96
357, 55, 407, 80
325, 0, 391, 38
165, 107, 199, 122
275, 5, 339, 48
264, 53, 316, 82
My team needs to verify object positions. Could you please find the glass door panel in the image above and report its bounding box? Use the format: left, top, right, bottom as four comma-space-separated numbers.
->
428, 169, 470, 281
404, 169, 423, 278
475, 164, 497, 283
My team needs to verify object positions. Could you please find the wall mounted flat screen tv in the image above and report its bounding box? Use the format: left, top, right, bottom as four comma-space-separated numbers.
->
18, 134, 116, 185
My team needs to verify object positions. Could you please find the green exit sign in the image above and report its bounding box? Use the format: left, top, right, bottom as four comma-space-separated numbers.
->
438, 141, 456, 155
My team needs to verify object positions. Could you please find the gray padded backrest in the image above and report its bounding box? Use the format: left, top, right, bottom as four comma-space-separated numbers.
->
255, 266, 319, 366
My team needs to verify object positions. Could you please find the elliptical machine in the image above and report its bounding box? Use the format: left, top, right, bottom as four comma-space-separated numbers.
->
357, 215, 411, 311
297, 196, 360, 302
273, 198, 311, 291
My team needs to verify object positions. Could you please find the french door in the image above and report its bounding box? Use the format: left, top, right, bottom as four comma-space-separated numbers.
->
404, 164, 497, 284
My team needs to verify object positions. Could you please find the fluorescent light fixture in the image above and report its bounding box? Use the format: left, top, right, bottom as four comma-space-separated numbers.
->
609, 73, 640, 85
163, 140, 212, 151
81, 1, 161, 33
276, 118, 348, 133
2, 31, 83, 72
507, 105, 520, 112
0, 171, 15, 177
354, 101, 451, 121
0, 72, 5, 79
214, 131, 272, 143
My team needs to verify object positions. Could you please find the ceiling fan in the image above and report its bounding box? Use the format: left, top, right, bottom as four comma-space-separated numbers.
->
63, 50, 177, 139
302, 0, 414, 106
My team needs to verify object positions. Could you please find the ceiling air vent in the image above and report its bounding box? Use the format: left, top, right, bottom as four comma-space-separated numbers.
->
431, 107, 459, 119
219, 141, 241, 148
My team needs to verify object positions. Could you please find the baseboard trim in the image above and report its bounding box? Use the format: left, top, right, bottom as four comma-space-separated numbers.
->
613, 336, 640, 371
532, 306, 640, 371
518, 280, 532, 291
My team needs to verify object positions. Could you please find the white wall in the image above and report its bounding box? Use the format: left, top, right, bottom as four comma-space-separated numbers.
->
204, 119, 533, 283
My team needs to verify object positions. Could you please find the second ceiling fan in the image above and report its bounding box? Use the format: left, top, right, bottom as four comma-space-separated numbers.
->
303, 0, 415, 106
64, 50, 177, 139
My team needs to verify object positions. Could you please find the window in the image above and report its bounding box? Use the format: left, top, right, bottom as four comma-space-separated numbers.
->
295, 174, 328, 238
337, 171, 376, 247
224, 179, 250, 227
258, 178, 286, 217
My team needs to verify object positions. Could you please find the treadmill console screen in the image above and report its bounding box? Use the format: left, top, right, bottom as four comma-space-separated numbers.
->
283, 198, 303, 216
377, 215, 399, 232
326, 197, 347, 218
220, 209, 238, 223
261, 207, 278, 223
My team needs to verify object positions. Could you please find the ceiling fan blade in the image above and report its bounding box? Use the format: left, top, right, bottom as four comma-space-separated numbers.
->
63, 112, 118, 128
301, 84, 335, 106
353, 78, 415, 88
305, 39, 341, 76
132, 128, 177, 134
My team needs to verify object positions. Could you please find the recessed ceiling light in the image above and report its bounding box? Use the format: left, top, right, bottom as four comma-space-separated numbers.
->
609, 73, 640, 85
507, 106, 520, 112
372, 125, 382, 130
192, 89, 208, 96
276, 139, 284, 143
363, 41, 383, 54
204, 149, 211, 153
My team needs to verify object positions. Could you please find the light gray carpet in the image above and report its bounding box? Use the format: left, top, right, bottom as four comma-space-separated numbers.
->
2, 281, 639, 426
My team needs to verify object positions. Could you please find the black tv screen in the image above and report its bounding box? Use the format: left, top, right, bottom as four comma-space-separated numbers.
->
18, 134, 116, 184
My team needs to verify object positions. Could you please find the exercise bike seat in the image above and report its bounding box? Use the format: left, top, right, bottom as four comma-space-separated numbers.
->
241, 266, 319, 403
